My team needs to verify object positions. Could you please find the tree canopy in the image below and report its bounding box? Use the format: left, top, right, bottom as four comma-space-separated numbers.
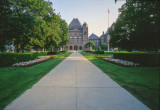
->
0, 0, 69, 52
84, 41, 95, 50
109, 0, 160, 51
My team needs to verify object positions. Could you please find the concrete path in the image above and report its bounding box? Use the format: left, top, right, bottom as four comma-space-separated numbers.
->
5, 52, 150, 110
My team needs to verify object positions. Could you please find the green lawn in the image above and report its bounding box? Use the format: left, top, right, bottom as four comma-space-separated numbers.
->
80, 51, 160, 110
0, 52, 72, 110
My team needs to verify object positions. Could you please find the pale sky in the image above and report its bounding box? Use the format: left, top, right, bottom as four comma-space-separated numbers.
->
51, 0, 126, 36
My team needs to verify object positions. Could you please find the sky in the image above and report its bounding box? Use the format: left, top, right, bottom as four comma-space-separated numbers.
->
51, 0, 126, 36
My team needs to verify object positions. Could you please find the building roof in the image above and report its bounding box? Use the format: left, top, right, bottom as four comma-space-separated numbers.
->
101, 31, 109, 37
89, 33, 100, 40
69, 18, 82, 30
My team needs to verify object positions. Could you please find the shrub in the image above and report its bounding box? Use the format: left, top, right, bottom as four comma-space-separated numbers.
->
83, 50, 92, 53
47, 51, 60, 55
113, 53, 160, 67
60, 50, 67, 53
35, 52, 47, 56
96, 55, 108, 59
0, 53, 38, 67
93, 51, 104, 54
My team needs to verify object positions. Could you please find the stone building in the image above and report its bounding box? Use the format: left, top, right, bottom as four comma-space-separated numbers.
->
88, 30, 110, 50
65, 18, 88, 50
89, 33, 101, 50
100, 31, 109, 44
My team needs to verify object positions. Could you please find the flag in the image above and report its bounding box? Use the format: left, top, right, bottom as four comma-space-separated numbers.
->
108, 9, 110, 14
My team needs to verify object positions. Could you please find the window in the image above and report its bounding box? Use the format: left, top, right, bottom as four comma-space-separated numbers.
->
70, 39, 72, 43
74, 39, 77, 43
79, 39, 82, 42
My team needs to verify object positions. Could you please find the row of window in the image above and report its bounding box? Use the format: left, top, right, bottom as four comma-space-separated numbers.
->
69, 37, 82, 39
70, 38, 83, 43
69, 33, 82, 36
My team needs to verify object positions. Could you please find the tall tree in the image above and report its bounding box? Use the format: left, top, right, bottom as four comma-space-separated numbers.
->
109, 0, 160, 51
0, 0, 13, 51
58, 19, 69, 49
0, 0, 69, 52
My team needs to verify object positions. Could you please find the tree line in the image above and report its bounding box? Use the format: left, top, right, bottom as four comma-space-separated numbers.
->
0, 0, 69, 53
109, 0, 160, 51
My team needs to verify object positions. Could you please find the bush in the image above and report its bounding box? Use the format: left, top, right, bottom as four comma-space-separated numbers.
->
60, 50, 67, 53
83, 50, 92, 53
93, 51, 104, 54
0, 53, 38, 67
113, 53, 160, 67
47, 51, 60, 55
35, 52, 47, 56
96, 55, 108, 59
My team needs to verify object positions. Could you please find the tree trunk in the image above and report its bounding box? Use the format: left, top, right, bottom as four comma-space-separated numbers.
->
17, 44, 21, 53
22, 49, 24, 53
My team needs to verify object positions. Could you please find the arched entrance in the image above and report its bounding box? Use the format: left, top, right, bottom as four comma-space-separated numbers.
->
74, 45, 78, 50
79, 46, 82, 50
70, 46, 72, 50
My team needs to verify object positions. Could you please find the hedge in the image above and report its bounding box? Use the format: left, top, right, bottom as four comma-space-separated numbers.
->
35, 52, 47, 56
113, 53, 160, 67
83, 50, 92, 53
47, 51, 60, 55
60, 50, 67, 53
0, 53, 38, 67
93, 51, 104, 54
83, 50, 104, 54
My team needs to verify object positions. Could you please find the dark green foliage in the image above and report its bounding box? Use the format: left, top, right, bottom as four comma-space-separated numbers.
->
0, 0, 69, 52
58, 20, 69, 48
0, 53, 38, 67
113, 53, 160, 67
60, 50, 67, 53
93, 51, 104, 54
83, 50, 104, 54
47, 51, 60, 55
83, 50, 93, 53
109, 0, 160, 51
100, 43, 108, 50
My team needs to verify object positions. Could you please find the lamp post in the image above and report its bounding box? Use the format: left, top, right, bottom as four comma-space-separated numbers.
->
108, 9, 110, 51
108, 35, 110, 51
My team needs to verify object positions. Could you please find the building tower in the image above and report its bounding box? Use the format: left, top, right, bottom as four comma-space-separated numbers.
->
82, 22, 88, 45
65, 18, 88, 50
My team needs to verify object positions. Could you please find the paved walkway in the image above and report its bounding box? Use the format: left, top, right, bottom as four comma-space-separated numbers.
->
5, 52, 150, 110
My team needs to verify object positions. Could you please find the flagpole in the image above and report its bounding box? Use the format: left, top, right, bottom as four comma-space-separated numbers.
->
108, 9, 110, 51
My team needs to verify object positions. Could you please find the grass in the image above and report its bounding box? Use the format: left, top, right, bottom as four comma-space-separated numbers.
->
0, 52, 72, 110
80, 51, 160, 110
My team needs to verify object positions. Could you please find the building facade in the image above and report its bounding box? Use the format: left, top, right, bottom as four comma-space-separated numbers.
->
88, 31, 110, 50
65, 18, 88, 50
100, 31, 109, 44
